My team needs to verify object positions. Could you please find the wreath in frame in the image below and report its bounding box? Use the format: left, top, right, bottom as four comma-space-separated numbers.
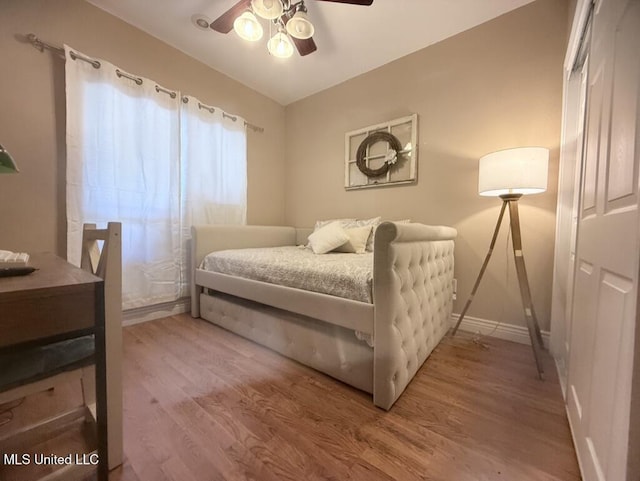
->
356, 131, 403, 178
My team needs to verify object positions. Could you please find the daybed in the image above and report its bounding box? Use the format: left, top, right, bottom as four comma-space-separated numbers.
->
190, 222, 456, 410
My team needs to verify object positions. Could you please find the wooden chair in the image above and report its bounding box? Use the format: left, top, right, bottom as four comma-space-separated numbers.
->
0, 222, 123, 478
80, 222, 123, 471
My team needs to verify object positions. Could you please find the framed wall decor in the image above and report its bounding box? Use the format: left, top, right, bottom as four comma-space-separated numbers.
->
344, 114, 418, 190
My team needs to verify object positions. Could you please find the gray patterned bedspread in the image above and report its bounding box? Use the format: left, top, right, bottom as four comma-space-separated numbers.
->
201, 246, 373, 303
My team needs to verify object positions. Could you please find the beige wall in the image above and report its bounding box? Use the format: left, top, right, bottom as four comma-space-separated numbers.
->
0, 0, 567, 331
284, 0, 567, 331
0, 0, 286, 257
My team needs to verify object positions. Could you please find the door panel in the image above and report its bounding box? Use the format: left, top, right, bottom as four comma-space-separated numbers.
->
566, 1, 639, 481
606, 5, 640, 205
569, 260, 596, 420
582, 63, 603, 215
588, 271, 633, 479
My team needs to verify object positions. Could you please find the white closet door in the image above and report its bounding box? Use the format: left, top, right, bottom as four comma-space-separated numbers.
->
566, 1, 640, 480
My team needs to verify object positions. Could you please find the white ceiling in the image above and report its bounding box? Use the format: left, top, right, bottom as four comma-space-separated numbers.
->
86, 0, 535, 105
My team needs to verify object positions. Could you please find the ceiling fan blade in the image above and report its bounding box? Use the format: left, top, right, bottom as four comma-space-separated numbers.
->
292, 36, 317, 56
314, 0, 374, 5
210, 0, 252, 33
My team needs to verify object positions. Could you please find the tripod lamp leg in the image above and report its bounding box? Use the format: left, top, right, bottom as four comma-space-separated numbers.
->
452, 201, 508, 335
507, 199, 545, 379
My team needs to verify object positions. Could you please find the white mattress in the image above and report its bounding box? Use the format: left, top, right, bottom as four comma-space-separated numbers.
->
201, 246, 373, 303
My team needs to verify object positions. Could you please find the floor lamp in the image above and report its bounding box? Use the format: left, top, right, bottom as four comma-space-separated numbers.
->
451, 147, 549, 379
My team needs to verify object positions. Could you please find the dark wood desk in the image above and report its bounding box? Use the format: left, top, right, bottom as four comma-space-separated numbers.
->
0, 253, 108, 481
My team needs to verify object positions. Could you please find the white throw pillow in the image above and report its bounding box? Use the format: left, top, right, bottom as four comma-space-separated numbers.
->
334, 225, 373, 254
306, 218, 356, 248
310, 217, 381, 251
307, 221, 350, 254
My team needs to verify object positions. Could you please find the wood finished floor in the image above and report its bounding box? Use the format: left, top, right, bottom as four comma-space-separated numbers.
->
1, 314, 580, 481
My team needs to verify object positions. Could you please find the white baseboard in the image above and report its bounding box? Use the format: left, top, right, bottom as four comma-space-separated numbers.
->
123, 298, 190, 326
451, 313, 550, 349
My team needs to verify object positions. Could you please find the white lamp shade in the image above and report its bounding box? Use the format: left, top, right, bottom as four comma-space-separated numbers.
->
251, 0, 284, 20
267, 29, 294, 58
478, 147, 549, 197
233, 11, 263, 41
286, 11, 314, 39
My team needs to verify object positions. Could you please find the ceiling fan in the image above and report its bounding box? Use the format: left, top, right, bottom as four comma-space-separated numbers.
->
209, 0, 374, 58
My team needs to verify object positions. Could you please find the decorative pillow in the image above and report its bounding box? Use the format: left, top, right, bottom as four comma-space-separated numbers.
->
306, 218, 355, 248
307, 221, 350, 254
367, 219, 411, 252
336, 216, 379, 252
346, 216, 381, 229
312, 218, 356, 232
310, 217, 381, 250
333, 225, 373, 254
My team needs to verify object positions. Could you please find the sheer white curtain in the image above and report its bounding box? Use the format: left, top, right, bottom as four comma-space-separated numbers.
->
180, 96, 247, 227
65, 47, 248, 309
179, 96, 247, 295
65, 46, 181, 309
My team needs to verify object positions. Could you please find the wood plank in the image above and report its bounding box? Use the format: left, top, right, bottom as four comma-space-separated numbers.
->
1, 314, 580, 481
0, 406, 87, 450
0, 413, 96, 481
128, 321, 351, 481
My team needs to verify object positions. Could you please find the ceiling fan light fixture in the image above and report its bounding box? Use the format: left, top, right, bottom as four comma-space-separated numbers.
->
233, 11, 264, 41
267, 27, 294, 58
251, 0, 284, 20
286, 7, 314, 39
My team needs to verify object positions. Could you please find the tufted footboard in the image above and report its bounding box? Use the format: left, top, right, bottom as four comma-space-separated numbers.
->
372, 222, 457, 410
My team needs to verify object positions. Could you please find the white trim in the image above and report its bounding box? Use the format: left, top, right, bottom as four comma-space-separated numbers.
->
451, 314, 550, 349
564, 0, 593, 72
564, 394, 588, 480
556, 356, 568, 400
123, 298, 190, 326
552, 0, 592, 404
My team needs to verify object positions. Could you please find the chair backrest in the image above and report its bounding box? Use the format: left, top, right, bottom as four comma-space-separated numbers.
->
81, 223, 120, 279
